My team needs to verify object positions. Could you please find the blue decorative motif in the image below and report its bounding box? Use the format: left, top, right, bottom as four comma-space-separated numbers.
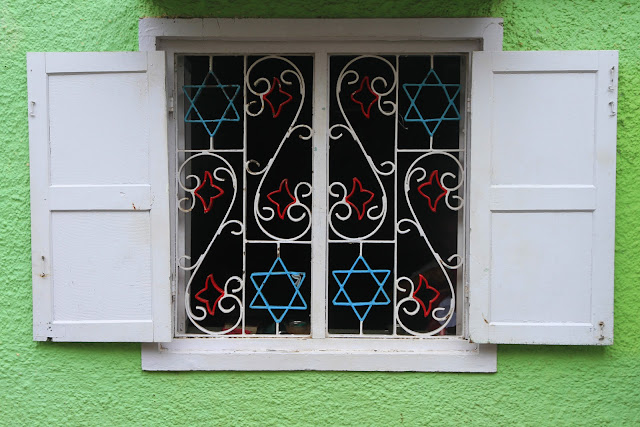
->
250, 257, 307, 324
183, 70, 241, 137
402, 69, 461, 137
332, 255, 391, 322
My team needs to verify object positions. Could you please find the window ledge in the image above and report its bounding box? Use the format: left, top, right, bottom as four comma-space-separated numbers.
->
142, 340, 496, 372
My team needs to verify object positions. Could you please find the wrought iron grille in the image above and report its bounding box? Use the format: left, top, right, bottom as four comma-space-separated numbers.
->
177, 53, 464, 338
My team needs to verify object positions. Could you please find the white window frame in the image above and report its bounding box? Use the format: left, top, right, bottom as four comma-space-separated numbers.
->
140, 18, 502, 372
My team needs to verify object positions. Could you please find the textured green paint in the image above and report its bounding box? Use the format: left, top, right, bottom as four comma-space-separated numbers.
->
1, 0, 639, 425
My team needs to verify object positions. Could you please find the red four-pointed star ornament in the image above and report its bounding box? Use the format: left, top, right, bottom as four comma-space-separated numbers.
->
194, 274, 225, 316
267, 179, 297, 220
193, 170, 224, 214
262, 77, 293, 118
350, 76, 380, 119
417, 170, 448, 213
345, 177, 375, 220
413, 274, 441, 318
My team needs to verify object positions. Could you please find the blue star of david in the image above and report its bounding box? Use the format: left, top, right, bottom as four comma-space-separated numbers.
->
332, 255, 391, 323
402, 68, 461, 137
183, 70, 241, 138
249, 257, 307, 324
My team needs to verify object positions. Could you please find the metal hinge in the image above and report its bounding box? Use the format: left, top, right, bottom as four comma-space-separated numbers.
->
598, 321, 605, 341
168, 92, 175, 113
608, 66, 617, 117
608, 66, 617, 92
466, 98, 471, 114
170, 271, 176, 293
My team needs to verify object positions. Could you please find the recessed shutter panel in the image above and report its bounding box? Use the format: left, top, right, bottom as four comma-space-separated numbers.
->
468, 51, 617, 345
27, 52, 171, 342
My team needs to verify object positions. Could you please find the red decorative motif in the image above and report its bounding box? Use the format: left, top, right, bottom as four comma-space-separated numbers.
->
413, 274, 441, 318
350, 76, 379, 119
267, 179, 297, 220
194, 170, 224, 214
262, 77, 293, 118
194, 274, 225, 316
345, 177, 375, 220
417, 170, 447, 212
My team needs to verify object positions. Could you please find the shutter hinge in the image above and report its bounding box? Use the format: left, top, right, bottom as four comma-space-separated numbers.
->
608, 66, 617, 92
28, 100, 36, 117
466, 98, 471, 114
598, 321, 605, 341
168, 92, 175, 113
608, 66, 617, 117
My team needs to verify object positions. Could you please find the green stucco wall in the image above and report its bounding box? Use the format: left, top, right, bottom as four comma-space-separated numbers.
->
1, 0, 639, 425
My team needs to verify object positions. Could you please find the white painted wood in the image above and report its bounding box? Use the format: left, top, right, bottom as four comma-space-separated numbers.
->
468, 51, 617, 345
311, 51, 329, 338
146, 52, 173, 342
46, 52, 147, 73
142, 341, 496, 372
48, 71, 151, 185
49, 185, 151, 211
49, 321, 153, 342
51, 212, 152, 321
28, 53, 54, 340
489, 185, 596, 211
139, 18, 503, 49
28, 52, 171, 342
156, 40, 482, 55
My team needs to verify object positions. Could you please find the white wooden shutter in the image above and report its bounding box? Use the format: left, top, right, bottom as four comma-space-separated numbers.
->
27, 52, 171, 342
468, 51, 617, 345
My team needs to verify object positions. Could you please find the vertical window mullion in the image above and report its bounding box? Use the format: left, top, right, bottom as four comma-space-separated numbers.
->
311, 50, 329, 338
393, 54, 399, 336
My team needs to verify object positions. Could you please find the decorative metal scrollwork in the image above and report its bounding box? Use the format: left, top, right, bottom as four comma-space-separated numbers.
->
402, 68, 461, 138
245, 56, 313, 242
179, 151, 245, 335
180, 55, 313, 336
329, 54, 464, 336
394, 119, 464, 336
183, 68, 241, 138
179, 54, 464, 337
332, 252, 391, 323
249, 257, 308, 323
328, 55, 397, 241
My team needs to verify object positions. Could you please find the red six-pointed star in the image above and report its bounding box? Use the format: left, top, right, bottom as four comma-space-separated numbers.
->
350, 76, 379, 119
194, 274, 225, 316
193, 170, 224, 214
345, 177, 375, 221
413, 274, 441, 318
267, 179, 297, 220
417, 170, 448, 213
262, 77, 293, 118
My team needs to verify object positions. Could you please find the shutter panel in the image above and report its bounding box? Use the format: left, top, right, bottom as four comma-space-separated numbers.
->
27, 52, 171, 342
468, 51, 617, 345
